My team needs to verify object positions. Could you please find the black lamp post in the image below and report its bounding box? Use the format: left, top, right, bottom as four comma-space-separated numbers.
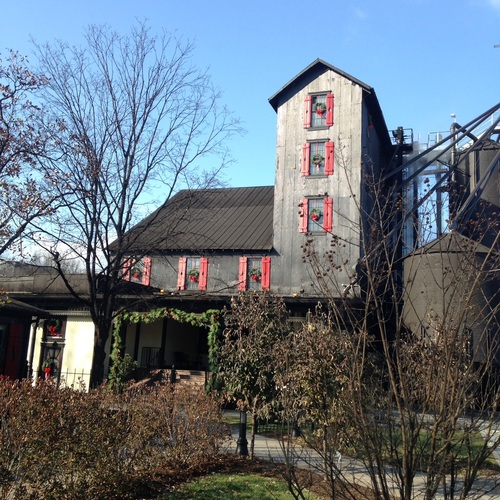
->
48, 341, 60, 361
47, 341, 61, 386
236, 410, 248, 456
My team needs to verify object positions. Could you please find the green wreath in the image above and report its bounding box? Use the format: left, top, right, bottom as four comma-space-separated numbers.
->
249, 268, 261, 281
46, 318, 61, 329
188, 269, 200, 281
314, 102, 326, 115
42, 358, 57, 370
311, 153, 324, 166
46, 318, 61, 336
310, 208, 322, 221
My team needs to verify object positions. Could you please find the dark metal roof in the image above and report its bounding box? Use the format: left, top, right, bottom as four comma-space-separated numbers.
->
0, 260, 53, 277
0, 296, 50, 317
123, 186, 274, 253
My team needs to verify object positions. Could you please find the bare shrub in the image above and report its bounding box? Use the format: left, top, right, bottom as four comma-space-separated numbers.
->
124, 384, 227, 470
297, 144, 500, 499
0, 378, 227, 499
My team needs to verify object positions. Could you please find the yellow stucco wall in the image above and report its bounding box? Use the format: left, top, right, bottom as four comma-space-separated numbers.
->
31, 314, 95, 390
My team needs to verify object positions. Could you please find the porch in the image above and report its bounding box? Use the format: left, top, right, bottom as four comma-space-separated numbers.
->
130, 367, 210, 389
123, 315, 211, 383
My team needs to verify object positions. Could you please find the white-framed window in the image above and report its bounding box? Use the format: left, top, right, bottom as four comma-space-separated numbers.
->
122, 257, 152, 285
177, 256, 209, 291
301, 141, 334, 176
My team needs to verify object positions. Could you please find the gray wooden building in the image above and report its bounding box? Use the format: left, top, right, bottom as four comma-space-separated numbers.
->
118, 59, 499, 375
123, 59, 393, 303
3, 59, 498, 382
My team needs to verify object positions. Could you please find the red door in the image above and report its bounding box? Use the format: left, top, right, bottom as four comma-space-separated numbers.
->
4, 323, 25, 379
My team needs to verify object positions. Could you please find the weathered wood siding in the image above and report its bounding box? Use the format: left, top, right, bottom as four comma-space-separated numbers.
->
271, 68, 370, 297
147, 253, 272, 294
142, 65, 390, 300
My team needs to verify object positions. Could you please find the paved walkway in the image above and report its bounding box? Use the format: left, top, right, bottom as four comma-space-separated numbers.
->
223, 411, 500, 499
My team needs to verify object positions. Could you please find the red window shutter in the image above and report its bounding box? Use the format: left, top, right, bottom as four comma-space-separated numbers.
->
177, 257, 187, 290
122, 258, 131, 281
299, 198, 308, 233
261, 257, 271, 290
238, 257, 247, 291
301, 143, 310, 176
199, 257, 208, 291
141, 257, 151, 286
325, 141, 334, 175
323, 198, 333, 232
326, 93, 334, 126
303, 95, 312, 128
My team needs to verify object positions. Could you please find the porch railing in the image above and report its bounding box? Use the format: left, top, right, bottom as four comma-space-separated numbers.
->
57, 369, 91, 390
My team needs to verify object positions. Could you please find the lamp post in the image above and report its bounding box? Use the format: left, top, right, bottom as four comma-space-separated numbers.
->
236, 410, 248, 456
48, 341, 60, 360
47, 341, 61, 386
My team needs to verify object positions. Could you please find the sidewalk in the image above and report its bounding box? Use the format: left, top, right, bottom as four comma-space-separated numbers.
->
223, 411, 500, 499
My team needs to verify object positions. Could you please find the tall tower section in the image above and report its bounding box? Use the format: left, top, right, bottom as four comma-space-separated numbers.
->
268, 59, 393, 298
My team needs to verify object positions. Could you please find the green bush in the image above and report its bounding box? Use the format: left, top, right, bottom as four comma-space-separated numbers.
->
0, 378, 228, 499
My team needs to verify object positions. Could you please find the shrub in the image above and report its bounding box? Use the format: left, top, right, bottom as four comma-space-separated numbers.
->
0, 378, 228, 499
124, 384, 228, 471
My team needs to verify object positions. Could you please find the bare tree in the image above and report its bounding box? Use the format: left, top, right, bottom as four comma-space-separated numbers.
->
0, 51, 58, 257
298, 141, 500, 499
31, 22, 240, 385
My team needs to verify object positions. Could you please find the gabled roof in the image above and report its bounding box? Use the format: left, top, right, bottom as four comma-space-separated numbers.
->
268, 59, 391, 150
122, 186, 274, 253
269, 58, 373, 111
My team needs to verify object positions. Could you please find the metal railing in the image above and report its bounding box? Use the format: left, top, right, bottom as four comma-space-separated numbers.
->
57, 369, 91, 390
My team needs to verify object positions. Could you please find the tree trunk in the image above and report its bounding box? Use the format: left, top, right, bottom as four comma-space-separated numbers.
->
89, 322, 111, 387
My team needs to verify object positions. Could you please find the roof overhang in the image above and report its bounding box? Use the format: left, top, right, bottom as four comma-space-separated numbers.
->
269, 58, 373, 112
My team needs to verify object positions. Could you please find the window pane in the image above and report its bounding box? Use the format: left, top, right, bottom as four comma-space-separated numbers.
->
310, 142, 325, 175
311, 95, 327, 128
129, 257, 147, 283
186, 257, 200, 290
308, 198, 323, 232
45, 318, 64, 338
247, 257, 262, 291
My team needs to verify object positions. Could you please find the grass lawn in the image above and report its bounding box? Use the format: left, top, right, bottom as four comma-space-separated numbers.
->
163, 472, 321, 499
222, 411, 251, 431
330, 426, 499, 473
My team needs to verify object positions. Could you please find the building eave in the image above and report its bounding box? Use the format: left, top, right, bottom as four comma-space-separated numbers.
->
268, 58, 373, 112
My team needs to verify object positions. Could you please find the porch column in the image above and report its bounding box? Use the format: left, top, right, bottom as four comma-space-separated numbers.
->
133, 321, 141, 363
159, 316, 168, 368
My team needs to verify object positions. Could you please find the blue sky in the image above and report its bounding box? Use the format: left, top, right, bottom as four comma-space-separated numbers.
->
3, 0, 500, 188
